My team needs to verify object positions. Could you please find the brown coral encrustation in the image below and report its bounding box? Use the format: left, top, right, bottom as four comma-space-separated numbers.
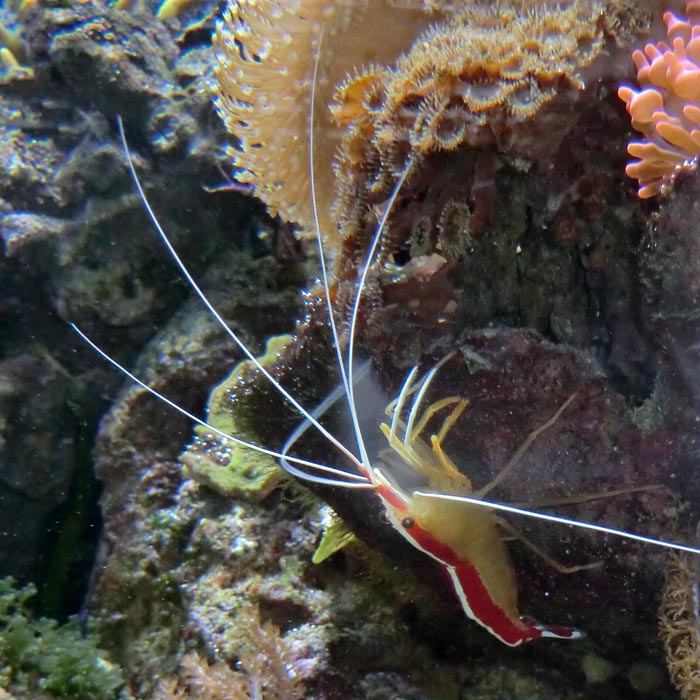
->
333, 1, 608, 154
658, 552, 700, 699
215, 0, 647, 247
330, 0, 619, 243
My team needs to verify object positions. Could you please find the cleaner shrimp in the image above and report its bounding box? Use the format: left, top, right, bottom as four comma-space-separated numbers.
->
71, 16, 700, 648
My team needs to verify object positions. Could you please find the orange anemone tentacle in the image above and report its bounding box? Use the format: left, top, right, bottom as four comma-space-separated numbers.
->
619, 2, 700, 198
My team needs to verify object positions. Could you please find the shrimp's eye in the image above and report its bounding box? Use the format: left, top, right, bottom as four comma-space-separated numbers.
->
402, 516, 415, 529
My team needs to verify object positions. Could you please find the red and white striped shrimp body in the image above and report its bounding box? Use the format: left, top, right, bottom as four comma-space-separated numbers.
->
369, 368, 582, 646
377, 483, 581, 645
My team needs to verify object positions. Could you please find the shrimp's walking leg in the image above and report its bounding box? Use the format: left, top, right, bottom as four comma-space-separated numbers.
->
382, 391, 469, 483
495, 517, 601, 574
499, 484, 667, 572
512, 484, 667, 510
414, 395, 469, 483
431, 432, 470, 486
413, 396, 467, 443
476, 393, 578, 498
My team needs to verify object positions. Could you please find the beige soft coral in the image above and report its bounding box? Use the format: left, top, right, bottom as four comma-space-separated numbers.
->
154, 606, 304, 700
213, 0, 436, 240
213, 0, 333, 235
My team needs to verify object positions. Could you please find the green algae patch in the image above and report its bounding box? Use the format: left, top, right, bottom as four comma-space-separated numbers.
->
180, 334, 292, 501
0, 578, 124, 700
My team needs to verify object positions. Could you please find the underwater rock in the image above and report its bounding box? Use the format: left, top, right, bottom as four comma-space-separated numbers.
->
25, 1, 179, 135
640, 168, 700, 409
8, 0, 700, 697
0, 211, 69, 256
90, 320, 636, 698
157, 1, 700, 693
87, 247, 306, 694
0, 354, 81, 588
0, 0, 236, 546
278, 327, 683, 643
0, 0, 262, 626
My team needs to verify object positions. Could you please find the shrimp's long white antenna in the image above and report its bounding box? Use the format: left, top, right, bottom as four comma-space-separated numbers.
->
347, 161, 415, 467
115, 116, 363, 473
308, 26, 352, 410
70, 323, 371, 485
281, 360, 372, 486
73, 306, 700, 552
415, 490, 700, 556
390, 367, 419, 442
404, 366, 438, 448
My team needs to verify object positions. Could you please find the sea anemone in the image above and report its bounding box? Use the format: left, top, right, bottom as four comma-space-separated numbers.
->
213, 0, 333, 236
618, 0, 700, 198
658, 552, 700, 700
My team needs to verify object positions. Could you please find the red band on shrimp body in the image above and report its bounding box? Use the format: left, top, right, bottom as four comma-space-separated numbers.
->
385, 505, 580, 646
375, 483, 409, 512
404, 521, 540, 645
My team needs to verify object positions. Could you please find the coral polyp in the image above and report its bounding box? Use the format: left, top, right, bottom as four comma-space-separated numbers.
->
334, 1, 609, 157
618, 0, 700, 198
658, 553, 700, 700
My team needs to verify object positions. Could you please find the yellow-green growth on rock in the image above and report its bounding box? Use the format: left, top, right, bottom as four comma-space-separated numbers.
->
0, 22, 25, 64
180, 335, 292, 501
312, 506, 357, 564
112, 0, 139, 10
156, 0, 196, 19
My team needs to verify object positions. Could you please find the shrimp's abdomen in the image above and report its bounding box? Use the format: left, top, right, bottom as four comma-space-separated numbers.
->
408, 494, 580, 646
